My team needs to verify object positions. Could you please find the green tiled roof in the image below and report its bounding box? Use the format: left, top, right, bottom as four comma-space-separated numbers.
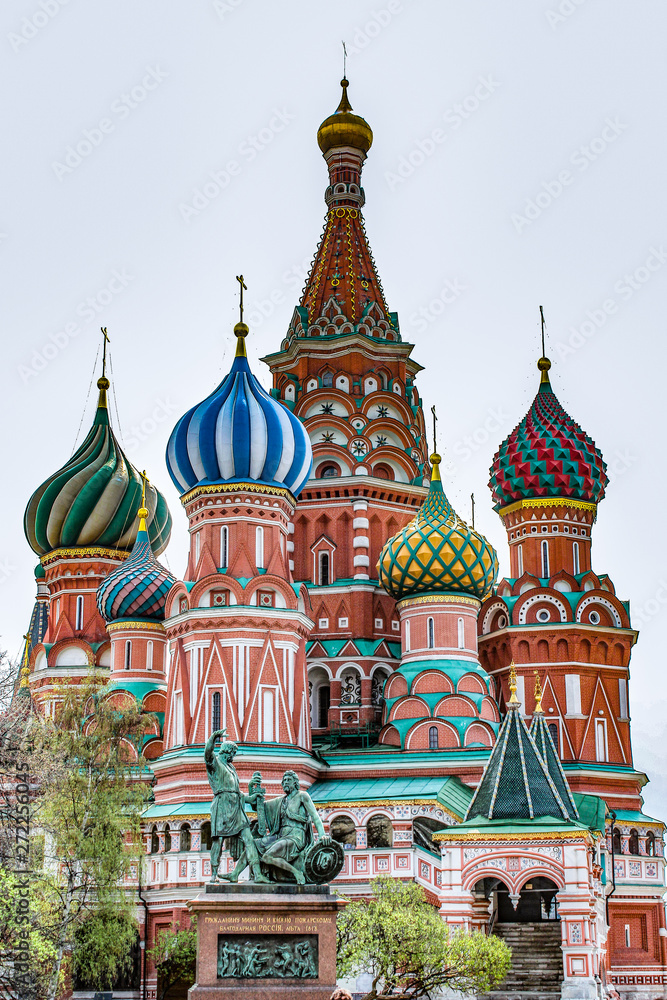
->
573, 792, 606, 833
307, 775, 472, 820
466, 703, 572, 823
530, 711, 578, 820
143, 801, 211, 819
612, 809, 664, 827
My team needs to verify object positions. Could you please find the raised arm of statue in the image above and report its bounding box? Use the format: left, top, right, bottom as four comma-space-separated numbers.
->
205, 728, 226, 764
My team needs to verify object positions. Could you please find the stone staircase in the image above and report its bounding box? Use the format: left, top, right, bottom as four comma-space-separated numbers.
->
481, 922, 563, 1000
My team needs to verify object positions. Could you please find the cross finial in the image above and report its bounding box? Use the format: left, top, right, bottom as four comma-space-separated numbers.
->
539, 305, 546, 358
101, 327, 110, 379
138, 470, 149, 529
236, 275, 247, 324
471, 492, 475, 529
537, 305, 552, 383
430, 405, 437, 455
342, 40, 347, 78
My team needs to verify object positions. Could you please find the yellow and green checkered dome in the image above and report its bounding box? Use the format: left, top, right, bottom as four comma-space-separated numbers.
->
378, 455, 498, 601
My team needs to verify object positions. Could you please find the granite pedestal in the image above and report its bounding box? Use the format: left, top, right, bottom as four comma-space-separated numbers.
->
187, 883, 345, 999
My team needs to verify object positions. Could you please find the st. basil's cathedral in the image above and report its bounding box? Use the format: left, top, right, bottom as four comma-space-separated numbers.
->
18, 79, 667, 1000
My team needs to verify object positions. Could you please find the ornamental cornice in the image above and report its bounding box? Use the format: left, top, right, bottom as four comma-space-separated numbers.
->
434, 830, 594, 843
398, 594, 481, 610
180, 481, 295, 507
498, 497, 598, 517
41, 546, 129, 566
164, 607, 314, 634
107, 621, 166, 634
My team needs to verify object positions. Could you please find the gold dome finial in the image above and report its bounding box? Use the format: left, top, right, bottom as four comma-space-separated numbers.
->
234, 274, 249, 357
429, 405, 442, 481
534, 670, 544, 714
138, 470, 149, 531
317, 77, 373, 155
507, 660, 521, 708
96, 327, 112, 407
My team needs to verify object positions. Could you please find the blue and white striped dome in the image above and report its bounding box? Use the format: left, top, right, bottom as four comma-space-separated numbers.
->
166, 336, 312, 498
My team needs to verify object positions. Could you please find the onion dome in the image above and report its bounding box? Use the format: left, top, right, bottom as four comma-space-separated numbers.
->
378, 454, 498, 601
489, 357, 608, 512
24, 377, 172, 557
97, 502, 175, 622
317, 78, 373, 154
166, 319, 312, 498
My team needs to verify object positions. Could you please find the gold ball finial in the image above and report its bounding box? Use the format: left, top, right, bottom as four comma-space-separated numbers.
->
97, 376, 110, 390
429, 452, 441, 466
137, 507, 149, 519
234, 322, 249, 339
534, 670, 544, 713
507, 660, 521, 708
537, 357, 551, 373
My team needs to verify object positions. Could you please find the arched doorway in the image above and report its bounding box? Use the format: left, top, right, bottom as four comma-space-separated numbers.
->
499, 877, 560, 922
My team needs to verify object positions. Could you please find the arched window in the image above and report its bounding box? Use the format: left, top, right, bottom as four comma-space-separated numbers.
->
646, 831, 656, 857
612, 829, 621, 855
366, 814, 393, 848
541, 540, 550, 578
179, 824, 191, 852
212, 691, 221, 733
548, 723, 559, 753
330, 815, 356, 846
629, 829, 640, 855
256, 526, 264, 569
200, 821, 212, 851
150, 826, 159, 854
194, 530, 201, 564
572, 541, 580, 575
124, 640, 132, 670
146, 640, 153, 671
163, 825, 171, 853
404, 619, 410, 652
427, 617, 435, 649
75, 595, 84, 631
428, 726, 438, 750
319, 551, 330, 586
220, 525, 228, 569
322, 372, 334, 388
457, 617, 465, 650
517, 543, 524, 577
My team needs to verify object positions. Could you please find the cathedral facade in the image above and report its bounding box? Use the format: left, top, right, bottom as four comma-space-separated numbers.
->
20, 80, 666, 1000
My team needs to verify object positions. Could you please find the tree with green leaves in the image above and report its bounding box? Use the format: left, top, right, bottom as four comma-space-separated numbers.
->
0, 672, 152, 999
148, 922, 197, 1000
336, 876, 512, 1000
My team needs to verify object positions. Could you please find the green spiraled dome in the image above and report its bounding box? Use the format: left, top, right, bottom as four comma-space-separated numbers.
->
24, 379, 172, 557
378, 455, 498, 601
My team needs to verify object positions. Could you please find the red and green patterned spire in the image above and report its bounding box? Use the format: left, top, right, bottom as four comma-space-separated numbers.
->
300, 78, 394, 330
489, 356, 608, 512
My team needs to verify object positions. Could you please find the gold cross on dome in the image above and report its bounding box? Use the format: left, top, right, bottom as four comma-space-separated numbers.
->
431, 405, 437, 454
101, 327, 110, 378
236, 275, 247, 324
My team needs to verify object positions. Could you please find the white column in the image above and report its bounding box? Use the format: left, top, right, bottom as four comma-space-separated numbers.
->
352, 498, 370, 580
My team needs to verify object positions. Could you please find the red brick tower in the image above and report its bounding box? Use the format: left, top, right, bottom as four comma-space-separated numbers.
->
262, 79, 430, 738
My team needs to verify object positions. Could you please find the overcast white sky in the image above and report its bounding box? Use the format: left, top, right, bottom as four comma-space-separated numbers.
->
2, 1, 666, 817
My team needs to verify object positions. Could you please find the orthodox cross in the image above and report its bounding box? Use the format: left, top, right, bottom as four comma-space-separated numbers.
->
342, 40, 347, 77
539, 305, 546, 357
236, 275, 247, 324
140, 469, 148, 508
101, 327, 110, 378
471, 492, 475, 529
430, 405, 438, 453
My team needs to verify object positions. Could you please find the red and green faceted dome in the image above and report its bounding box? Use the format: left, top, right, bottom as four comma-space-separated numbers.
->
489, 360, 608, 512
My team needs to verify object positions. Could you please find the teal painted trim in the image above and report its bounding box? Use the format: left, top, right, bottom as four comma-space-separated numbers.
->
320, 747, 492, 766
143, 801, 211, 818
442, 816, 590, 836
300, 578, 380, 588
107, 680, 166, 703
156, 742, 321, 764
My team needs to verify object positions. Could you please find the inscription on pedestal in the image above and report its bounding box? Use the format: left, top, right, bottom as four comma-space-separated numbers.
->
217, 934, 318, 979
